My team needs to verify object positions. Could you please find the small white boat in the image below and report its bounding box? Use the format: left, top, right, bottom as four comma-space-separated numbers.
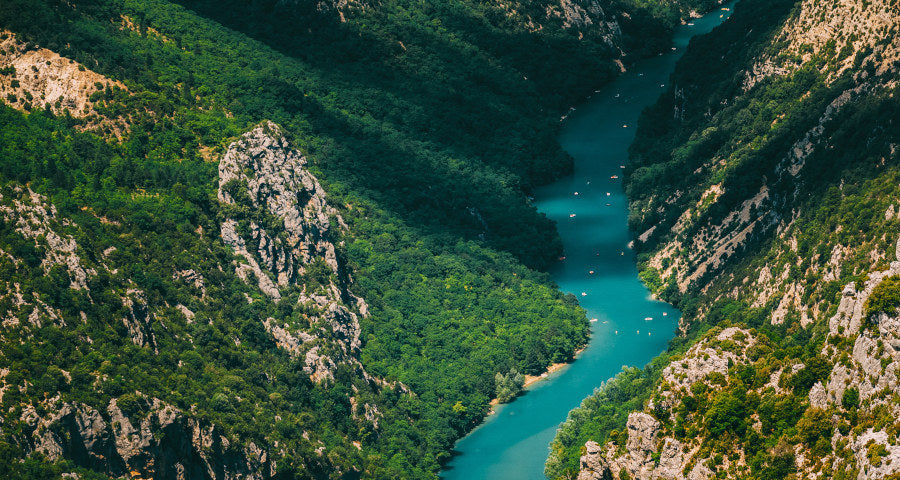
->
620, 165, 625, 168
610, 175, 619, 179
687, 22, 694, 26
606, 192, 611, 196
574, 192, 579, 195
581, 292, 587, 296
589, 270, 594, 274
590, 318, 598, 322
644, 317, 653, 321
662, 312, 668, 316
622, 124, 628, 128
569, 214, 576, 218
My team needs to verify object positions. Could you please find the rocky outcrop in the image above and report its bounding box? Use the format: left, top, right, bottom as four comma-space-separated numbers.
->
0, 186, 94, 328
0, 30, 128, 135
578, 413, 692, 480
0, 187, 92, 290
743, 0, 900, 89
121, 288, 158, 352
792, 244, 900, 477
218, 122, 372, 385
550, 0, 622, 45
657, 327, 755, 407
578, 441, 611, 480
575, 328, 756, 480
19, 395, 272, 480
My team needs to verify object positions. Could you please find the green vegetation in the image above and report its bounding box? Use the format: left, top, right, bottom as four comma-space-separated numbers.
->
547, 0, 900, 476
864, 275, 900, 320
0, 0, 722, 478
495, 369, 526, 403
545, 362, 660, 478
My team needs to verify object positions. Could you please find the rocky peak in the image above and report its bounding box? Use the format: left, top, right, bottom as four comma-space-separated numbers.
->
218, 121, 345, 298
218, 122, 375, 386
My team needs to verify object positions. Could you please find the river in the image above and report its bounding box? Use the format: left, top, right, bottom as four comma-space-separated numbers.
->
441, 5, 735, 479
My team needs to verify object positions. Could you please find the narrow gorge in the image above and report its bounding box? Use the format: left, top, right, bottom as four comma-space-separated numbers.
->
549, 0, 900, 478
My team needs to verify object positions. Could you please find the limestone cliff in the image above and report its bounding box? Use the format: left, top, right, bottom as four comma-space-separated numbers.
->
218, 121, 376, 387
575, 328, 758, 480
550, 0, 900, 478
17, 394, 272, 480
630, 0, 900, 332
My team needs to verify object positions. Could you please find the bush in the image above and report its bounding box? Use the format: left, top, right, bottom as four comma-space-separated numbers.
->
864, 276, 900, 321
495, 369, 525, 403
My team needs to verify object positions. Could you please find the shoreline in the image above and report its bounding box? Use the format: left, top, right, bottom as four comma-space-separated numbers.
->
487, 347, 586, 413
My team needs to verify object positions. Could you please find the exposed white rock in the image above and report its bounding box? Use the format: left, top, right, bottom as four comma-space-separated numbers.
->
19, 394, 272, 479
743, 0, 900, 88
218, 122, 372, 384
577, 441, 610, 480
809, 381, 828, 409
0, 188, 93, 290
121, 289, 157, 352
172, 269, 207, 298
659, 327, 755, 406
175, 304, 195, 323
848, 428, 900, 479
0, 30, 128, 134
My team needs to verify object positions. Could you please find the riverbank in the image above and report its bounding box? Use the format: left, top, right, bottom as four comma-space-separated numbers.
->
441, 4, 735, 478
487, 348, 587, 413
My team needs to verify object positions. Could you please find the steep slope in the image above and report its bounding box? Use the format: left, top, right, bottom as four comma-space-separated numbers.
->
548, 0, 900, 478
0, 0, 724, 478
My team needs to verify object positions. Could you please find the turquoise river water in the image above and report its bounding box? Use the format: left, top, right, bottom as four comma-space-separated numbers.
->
442, 5, 735, 479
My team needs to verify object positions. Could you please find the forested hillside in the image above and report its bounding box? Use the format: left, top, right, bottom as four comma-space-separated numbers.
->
548, 0, 900, 478
0, 0, 717, 478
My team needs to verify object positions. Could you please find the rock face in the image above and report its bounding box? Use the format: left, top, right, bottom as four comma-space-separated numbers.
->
0, 30, 128, 135
218, 121, 371, 384
574, 328, 755, 480
578, 413, 694, 480
19, 395, 271, 480
657, 327, 755, 407
812, 250, 900, 478
0, 186, 94, 328
550, 0, 622, 45
578, 441, 611, 480
743, 0, 900, 89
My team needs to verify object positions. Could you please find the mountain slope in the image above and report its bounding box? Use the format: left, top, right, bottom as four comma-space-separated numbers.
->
547, 0, 900, 478
0, 0, 721, 478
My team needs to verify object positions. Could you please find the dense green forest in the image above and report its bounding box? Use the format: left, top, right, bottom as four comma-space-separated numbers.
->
0, 0, 724, 478
547, 0, 900, 477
